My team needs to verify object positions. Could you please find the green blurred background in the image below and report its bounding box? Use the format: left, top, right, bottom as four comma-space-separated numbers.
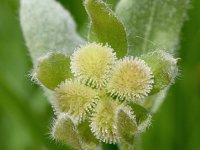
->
0, 0, 200, 150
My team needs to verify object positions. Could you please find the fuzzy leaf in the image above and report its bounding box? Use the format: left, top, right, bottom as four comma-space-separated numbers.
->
118, 142, 138, 150
20, 0, 84, 63
143, 86, 169, 113
116, 109, 137, 145
77, 121, 98, 150
35, 53, 72, 90
84, 0, 127, 58
52, 114, 82, 150
52, 114, 99, 150
129, 103, 152, 132
116, 0, 189, 56
141, 50, 178, 94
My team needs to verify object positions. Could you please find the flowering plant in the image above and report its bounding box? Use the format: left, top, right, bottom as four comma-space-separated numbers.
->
20, 0, 189, 149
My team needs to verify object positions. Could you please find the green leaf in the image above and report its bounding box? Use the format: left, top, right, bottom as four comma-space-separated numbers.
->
52, 114, 83, 150
105, 0, 119, 8
35, 53, 72, 90
20, 0, 84, 63
84, 0, 127, 58
58, 0, 88, 37
52, 114, 100, 150
116, 0, 189, 56
118, 142, 137, 150
129, 103, 151, 132
116, 109, 137, 145
77, 121, 98, 150
143, 86, 169, 113
141, 50, 178, 94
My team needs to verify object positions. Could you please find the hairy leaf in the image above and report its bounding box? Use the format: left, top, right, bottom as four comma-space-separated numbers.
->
116, 0, 189, 56
20, 0, 84, 63
143, 86, 169, 113
52, 114, 99, 150
116, 109, 137, 145
52, 114, 83, 150
129, 103, 152, 132
35, 53, 72, 90
77, 121, 98, 150
84, 0, 127, 58
141, 50, 178, 94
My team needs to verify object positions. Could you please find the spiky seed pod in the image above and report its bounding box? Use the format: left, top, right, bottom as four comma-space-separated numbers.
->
90, 97, 135, 144
70, 43, 117, 88
54, 79, 99, 123
90, 97, 120, 144
107, 57, 154, 103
